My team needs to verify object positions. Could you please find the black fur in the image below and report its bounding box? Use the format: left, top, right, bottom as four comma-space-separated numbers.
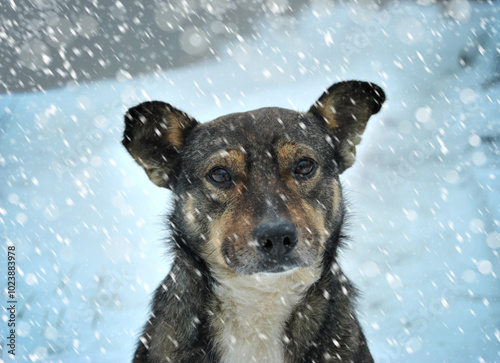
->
123, 81, 385, 363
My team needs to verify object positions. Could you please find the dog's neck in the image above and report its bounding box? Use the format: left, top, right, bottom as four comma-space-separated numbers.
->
210, 266, 321, 363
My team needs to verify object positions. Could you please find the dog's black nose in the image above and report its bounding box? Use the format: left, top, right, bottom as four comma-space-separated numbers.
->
254, 221, 298, 259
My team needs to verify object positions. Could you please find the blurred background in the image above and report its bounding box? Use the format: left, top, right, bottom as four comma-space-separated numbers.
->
3, 0, 349, 93
1, 0, 499, 362
3, 0, 499, 94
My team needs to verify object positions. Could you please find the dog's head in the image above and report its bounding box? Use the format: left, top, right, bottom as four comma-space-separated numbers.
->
123, 81, 384, 277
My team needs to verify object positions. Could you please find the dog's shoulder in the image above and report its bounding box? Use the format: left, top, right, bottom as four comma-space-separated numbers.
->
134, 261, 218, 362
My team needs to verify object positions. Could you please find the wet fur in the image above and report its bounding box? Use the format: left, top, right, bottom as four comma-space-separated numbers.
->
123, 81, 385, 362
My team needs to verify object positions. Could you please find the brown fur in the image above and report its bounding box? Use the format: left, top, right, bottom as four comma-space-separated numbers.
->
123, 80, 385, 363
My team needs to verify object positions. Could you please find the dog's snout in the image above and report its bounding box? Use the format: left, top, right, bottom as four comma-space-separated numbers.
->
254, 221, 298, 258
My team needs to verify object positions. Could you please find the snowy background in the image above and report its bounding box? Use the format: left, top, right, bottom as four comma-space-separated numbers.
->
1, 0, 499, 362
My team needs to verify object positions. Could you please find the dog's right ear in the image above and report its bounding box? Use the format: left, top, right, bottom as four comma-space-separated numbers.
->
122, 101, 199, 189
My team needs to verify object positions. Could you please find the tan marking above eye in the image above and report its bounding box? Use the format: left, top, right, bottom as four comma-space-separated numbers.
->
202, 149, 247, 181
201, 149, 248, 201
277, 143, 320, 172
277, 143, 300, 164
276, 143, 320, 190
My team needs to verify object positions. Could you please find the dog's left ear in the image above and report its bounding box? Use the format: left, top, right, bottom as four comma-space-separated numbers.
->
309, 81, 385, 173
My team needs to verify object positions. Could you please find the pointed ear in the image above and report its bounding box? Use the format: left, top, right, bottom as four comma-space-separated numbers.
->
309, 81, 385, 173
122, 101, 199, 189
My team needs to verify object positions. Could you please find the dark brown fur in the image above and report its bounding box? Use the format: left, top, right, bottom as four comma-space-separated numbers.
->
122, 81, 385, 363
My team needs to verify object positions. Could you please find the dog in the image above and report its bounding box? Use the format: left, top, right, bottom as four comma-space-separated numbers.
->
122, 80, 385, 363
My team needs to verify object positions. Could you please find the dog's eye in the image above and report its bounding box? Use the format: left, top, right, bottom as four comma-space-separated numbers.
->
293, 158, 317, 178
208, 167, 232, 185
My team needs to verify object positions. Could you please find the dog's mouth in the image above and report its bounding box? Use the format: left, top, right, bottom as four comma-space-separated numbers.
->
254, 254, 302, 274
221, 242, 318, 276
254, 265, 301, 276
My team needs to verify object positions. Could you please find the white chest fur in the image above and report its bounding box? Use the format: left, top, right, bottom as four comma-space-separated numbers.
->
210, 267, 320, 363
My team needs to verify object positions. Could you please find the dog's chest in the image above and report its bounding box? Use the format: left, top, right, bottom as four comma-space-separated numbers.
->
210, 271, 317, 363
